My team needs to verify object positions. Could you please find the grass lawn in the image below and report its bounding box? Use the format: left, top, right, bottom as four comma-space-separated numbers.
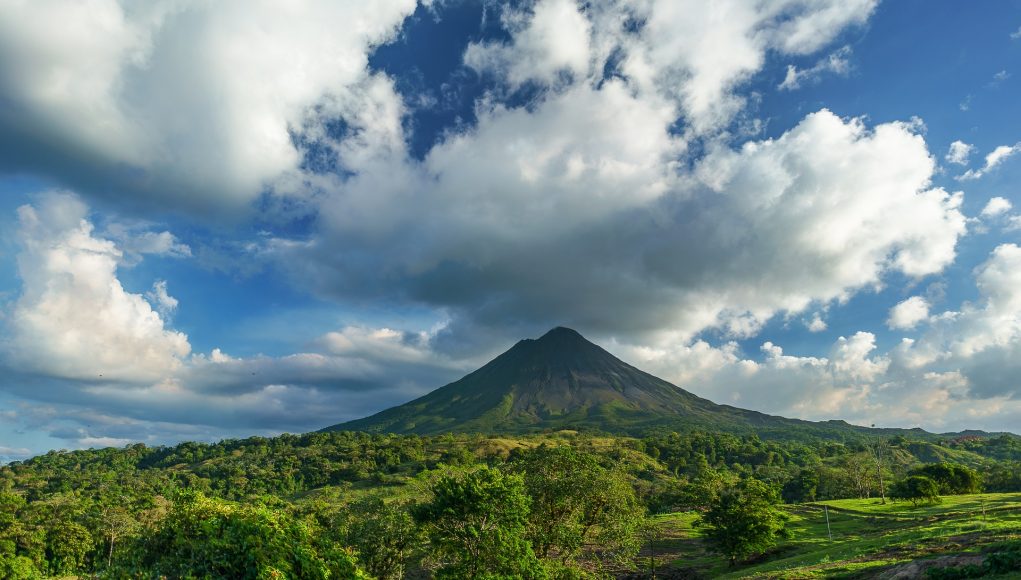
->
645, 493, 1021, 578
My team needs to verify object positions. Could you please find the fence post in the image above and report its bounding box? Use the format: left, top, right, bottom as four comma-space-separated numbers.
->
824, 505, 832, 541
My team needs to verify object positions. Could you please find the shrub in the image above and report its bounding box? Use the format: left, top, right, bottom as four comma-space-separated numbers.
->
890, 475, 941, 506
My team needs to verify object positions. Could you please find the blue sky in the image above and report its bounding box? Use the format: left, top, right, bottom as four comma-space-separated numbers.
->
1, 0, 1020, 460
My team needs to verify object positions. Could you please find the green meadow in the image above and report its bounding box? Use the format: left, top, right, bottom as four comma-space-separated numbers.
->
648, 493, 1021, 578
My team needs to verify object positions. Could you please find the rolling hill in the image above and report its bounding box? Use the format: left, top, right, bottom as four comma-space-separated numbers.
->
325, 327, 972, 441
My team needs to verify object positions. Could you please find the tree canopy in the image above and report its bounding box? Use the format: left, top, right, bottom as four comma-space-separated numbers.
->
696, 478, 790, 565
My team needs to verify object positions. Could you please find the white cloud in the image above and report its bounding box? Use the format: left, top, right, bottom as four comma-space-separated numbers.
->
5, 192, 191, 382
618, 332, 890, 423
463, 0, 876, 135
945, 140, 974, 166
615, 0, 877, 133
316, 326, 452, 366
610, 321, 1021, 433
104, 223, 192, 265
778, 45, 852, 91
10, 0, 1008, 443
275, 108, 966, 347
0, 446, 33, 461
985, 143, 1021, 168
957, 143, 1021, 180
0, 195, 470, 444
465, 0, 591, 88
1012, 26, 1021, 40
807, 313, 828, 332
590, 242, 1021, 433
981, 196, 1013, 218
145, 280, 179, 319
942, 244, 1021, 358
0, 0, 417, 214
887, 296, 930, 330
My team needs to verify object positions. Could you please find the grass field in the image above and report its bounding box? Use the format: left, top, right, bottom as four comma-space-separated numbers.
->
644, 493, 1021, 578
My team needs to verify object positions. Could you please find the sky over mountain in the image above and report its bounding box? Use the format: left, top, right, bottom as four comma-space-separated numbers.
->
1, 0, 1020, 458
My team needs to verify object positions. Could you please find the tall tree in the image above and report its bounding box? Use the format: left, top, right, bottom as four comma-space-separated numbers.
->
511, 445, 644, 571
867, 433, 888, 503
696, 478, 790, 565
346, 496, 421, 580
413, 466, 542, 579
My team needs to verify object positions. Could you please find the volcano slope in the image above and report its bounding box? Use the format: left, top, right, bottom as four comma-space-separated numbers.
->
327, 327, 964, 441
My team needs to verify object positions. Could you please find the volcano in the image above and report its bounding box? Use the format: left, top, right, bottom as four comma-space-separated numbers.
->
326, 326, 915, 439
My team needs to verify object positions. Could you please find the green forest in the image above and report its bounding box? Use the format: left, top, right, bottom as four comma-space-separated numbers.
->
2, 429, 1020, 578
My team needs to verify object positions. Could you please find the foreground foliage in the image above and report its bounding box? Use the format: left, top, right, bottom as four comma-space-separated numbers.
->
413, 466, 541, 579
127, 491, 366, 579
0, 429, 1019, 578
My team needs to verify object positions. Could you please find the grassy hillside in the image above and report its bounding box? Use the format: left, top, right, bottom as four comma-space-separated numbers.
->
647, 493, 1021, 578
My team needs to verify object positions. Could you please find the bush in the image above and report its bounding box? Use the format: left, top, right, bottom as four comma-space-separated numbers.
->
890, 475, 941, 506
0, 553, 41, 580
124, 492, 366, 579
909, 463, 981, 495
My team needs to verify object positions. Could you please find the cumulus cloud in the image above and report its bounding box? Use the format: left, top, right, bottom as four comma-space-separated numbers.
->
620, 332, 890, 422
73, 323, 465, 436
879, 245, 1021, 404
145, 280, 178, 319
0, 0, 892, 352
981, 197, 1013, 218
0, 192, 1004, 443
104, 222, 192, 265
777, 45, 852, 91
957, 143, 1021, 180
0, 0, 417, 214
807, 313, 828, 332
272, 109, 966, 350
887, 296, 930, 330
938, 244, 1021, 360
9, 0, 1008, 445
633, 244, 1021, 432
465, 0, 591, 88
945, 140, 974, 166
461, 0, 878, 135
612, 0, 876, 133
5, 192, 191, 382
0, 193, 473, 446
612, 320, 1021, 434
2, 321, 467, 449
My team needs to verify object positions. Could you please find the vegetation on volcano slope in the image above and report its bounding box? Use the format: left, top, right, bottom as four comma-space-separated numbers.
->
1, 429, 1020, 578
